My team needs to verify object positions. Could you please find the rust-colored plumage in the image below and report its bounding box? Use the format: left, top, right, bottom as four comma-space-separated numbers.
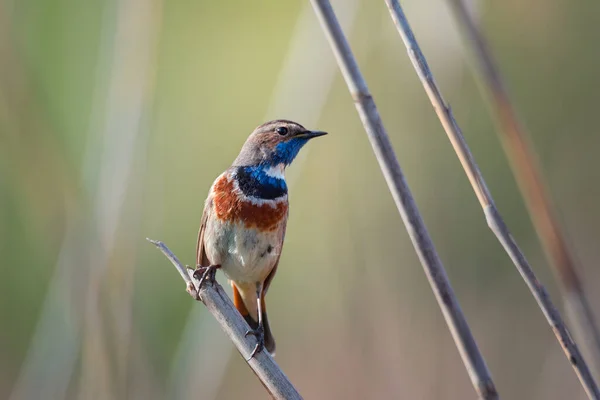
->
213, 175, 288, 232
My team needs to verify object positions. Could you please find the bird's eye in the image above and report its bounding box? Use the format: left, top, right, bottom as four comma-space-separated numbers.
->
276, 127, 288, 136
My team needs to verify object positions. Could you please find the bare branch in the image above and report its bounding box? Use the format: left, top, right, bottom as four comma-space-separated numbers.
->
447, 0, 600, 380
382, 0, 600, 398
309, 1, 497, 398
147, 239, 302, 400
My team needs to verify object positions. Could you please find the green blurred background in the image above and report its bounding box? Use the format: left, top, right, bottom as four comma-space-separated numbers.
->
1, 0, 600, 398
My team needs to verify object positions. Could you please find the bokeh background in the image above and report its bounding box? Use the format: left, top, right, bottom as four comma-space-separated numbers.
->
2, 0, 600, 398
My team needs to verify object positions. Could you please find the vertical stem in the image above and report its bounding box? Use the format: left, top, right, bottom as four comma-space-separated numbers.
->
310, 1, 498, 398
383, 0, 600, 398
447, 0, 600, 380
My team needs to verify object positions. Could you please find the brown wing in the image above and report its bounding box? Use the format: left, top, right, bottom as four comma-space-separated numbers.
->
196, 197, 213, 268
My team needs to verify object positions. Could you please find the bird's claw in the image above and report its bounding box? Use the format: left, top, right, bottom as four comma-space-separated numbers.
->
244, 327, 264, 360
191, 265, 219, 300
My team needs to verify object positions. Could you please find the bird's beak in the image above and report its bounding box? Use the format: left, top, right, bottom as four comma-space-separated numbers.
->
301, 130, 328, 139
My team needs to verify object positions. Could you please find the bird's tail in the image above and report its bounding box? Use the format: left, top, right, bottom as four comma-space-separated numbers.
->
232, 285, 276, 355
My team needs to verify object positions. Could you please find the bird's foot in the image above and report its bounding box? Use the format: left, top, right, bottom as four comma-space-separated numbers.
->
244, 326, 264, 360
191, 265, 220, 300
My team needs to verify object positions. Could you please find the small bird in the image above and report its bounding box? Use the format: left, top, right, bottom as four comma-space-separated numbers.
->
194, 119, 327, 358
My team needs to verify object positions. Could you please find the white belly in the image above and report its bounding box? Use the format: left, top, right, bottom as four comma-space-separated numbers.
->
204, 218, 283, 284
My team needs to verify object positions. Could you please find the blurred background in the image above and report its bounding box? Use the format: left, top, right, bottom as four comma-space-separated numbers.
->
2, 0, 600, 398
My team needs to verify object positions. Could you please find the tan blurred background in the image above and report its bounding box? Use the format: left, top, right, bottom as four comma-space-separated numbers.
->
2, 0, 600, 398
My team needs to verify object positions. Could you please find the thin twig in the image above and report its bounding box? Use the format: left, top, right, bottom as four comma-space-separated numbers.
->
447, 0, 600, 379
382, 0, 600, 398
147, 239, 302, 400
309, 1, 498, 398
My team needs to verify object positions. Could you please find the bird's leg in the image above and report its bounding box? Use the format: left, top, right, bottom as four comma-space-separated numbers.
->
244, 282, 265, 360
192, 264, 220, 300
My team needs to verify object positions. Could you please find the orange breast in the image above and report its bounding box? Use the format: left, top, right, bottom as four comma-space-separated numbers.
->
213, 175, 288, 232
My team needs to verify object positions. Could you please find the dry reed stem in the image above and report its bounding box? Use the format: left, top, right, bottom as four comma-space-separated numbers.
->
447, 0, 600, 381
383, 0, 599, 398
147, 239, 302, 400
309, 1, 498, 398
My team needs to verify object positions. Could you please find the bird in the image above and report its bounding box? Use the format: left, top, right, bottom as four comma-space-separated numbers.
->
193, 119, 327, 359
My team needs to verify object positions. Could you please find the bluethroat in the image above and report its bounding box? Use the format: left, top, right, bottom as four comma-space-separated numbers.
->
194, 120, 327, 359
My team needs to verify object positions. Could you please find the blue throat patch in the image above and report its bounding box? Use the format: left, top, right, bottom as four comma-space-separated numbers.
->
236, 166, 287, 200
271, 137, 310, 166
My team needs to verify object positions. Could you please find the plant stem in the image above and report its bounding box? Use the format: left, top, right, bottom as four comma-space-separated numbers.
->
447, 0, 600, 381
147, 239, 302, 400
309, 1, 498, 398
382, 0, 600, 398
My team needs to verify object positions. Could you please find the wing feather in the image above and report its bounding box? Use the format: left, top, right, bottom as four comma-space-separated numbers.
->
196, 197, 213, 267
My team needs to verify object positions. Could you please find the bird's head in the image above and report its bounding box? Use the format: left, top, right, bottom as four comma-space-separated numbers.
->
233, 120, 327, 168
